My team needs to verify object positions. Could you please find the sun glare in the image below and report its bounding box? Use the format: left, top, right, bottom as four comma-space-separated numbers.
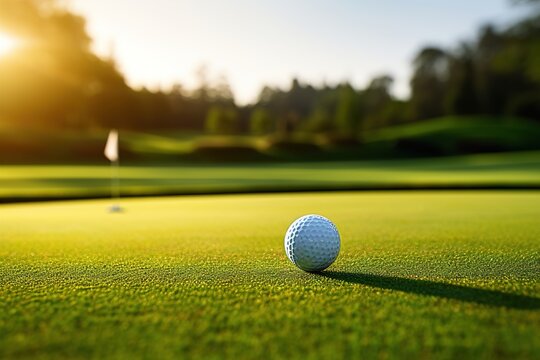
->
0, 33, 19, 57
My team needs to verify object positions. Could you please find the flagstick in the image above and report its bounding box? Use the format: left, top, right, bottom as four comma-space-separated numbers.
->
110, 158, 121, 212
104, 129, 121, 212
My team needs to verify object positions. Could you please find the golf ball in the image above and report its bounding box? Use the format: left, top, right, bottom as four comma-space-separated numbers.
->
284, 214, 340, 272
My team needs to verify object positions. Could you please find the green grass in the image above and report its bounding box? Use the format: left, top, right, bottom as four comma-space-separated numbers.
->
360, 116, 540, 157
0, 191, 539, 358
0, 151, 539, 201
369, 116, 540, 144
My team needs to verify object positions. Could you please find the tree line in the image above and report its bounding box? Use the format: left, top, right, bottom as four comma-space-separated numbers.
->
0, 0, 538, 137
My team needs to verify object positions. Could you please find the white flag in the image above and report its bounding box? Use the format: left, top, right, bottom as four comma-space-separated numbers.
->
104, 130, 119, 162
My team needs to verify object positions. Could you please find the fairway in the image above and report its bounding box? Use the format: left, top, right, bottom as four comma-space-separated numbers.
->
1, 192, 539, 359
1, 151, 540, 202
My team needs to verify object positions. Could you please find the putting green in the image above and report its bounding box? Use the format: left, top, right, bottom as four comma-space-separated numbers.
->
1, 192, 539, 358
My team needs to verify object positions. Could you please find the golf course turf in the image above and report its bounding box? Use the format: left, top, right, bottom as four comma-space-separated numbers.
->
1, 150, 540, 202
1, 191, 539, 358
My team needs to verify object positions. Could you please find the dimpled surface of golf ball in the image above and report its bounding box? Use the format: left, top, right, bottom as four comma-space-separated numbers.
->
284, 214, 340, 272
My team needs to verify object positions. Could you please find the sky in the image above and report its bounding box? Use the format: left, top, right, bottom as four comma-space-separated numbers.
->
69, 0, 524, 104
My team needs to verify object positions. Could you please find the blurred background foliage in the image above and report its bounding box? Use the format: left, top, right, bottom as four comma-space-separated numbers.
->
0, 0, 539, 163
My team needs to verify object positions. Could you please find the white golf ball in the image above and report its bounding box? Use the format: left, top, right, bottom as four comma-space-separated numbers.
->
284, 214, 340, 272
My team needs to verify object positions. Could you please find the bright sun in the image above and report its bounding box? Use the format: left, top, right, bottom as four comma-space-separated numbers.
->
0, 33, 19, 57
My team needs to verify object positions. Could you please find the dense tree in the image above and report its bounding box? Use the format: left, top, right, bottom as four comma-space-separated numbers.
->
334, 84, 362, 136
0, 0, 539, 138
445, 44, 478, 115
410, 47, 448, 120
361, 75, 396, 129
474, 25, 507, 115
0, 0, 136, 128
205, 106, 239, 135
250, 108, 274, 135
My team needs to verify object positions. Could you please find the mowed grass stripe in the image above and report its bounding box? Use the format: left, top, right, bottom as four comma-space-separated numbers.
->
0, 151, 539, 201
